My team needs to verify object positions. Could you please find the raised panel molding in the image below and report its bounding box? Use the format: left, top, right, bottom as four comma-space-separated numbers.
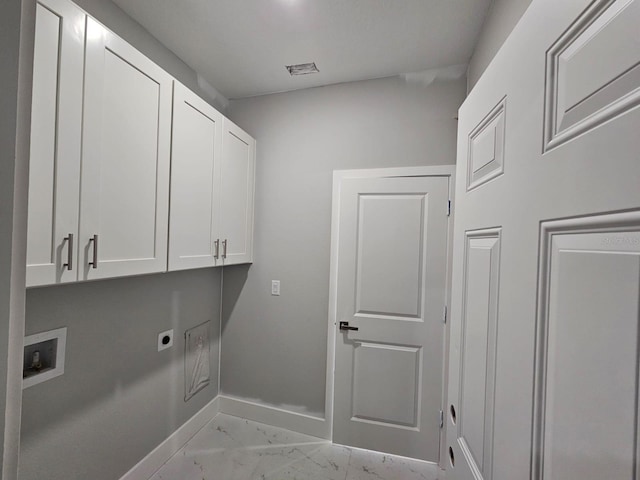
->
532, 211, 640, 480
467, 98, 506, 191
28, 4, 61, 268
352, 342, 422, 429
543, 0, 640, 151
355, 194, 426, 321
458, 228, 501, 479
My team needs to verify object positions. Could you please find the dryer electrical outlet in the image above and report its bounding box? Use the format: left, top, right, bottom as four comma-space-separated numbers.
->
157, 329, 173, 351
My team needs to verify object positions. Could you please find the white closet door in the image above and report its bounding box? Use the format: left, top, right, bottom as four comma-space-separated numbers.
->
168, 82, 223, 271
220, 119, 255, 266
445, 0, 640, 478
332, 175, 450, 461
26, 0, 85, 287
80, 18, 172, 280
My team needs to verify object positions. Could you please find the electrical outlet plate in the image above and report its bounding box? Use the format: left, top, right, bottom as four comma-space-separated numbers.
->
157, 329, 174, 351
271, 280, 280, 296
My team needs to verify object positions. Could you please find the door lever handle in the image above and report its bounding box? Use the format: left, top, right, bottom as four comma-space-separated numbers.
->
339, 321, 359, 332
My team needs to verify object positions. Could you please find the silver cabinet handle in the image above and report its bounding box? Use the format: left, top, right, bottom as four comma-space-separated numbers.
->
214, 239, 220, 259
89, 234, 98, 269
222, 239, 227, 259
63, 233, 74, 271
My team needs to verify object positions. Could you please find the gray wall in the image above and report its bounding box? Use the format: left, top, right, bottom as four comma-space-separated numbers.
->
222, 74, 466, 416
467, 0, 533, 92
20, 270, 221, 480
19, 2, 223, 479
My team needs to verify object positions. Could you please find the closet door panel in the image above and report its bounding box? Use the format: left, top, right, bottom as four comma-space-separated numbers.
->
80, 18, 172, 280
26, 0, 85, 287
168, 82, 223, 271
220, 120, 255, 265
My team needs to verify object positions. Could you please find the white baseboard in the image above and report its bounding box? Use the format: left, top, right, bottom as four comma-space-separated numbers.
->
119, 395, 329, 480
119, 396, 220, 480
218, 395, 329, 439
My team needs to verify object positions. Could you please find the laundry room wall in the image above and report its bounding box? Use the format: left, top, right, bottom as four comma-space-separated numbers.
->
222, 71, 466, 418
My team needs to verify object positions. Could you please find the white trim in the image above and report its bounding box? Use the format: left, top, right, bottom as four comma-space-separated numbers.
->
119, 396, 220, 480
23, 327, 68, 389
326, 166, 456, 464
439, 171, 456, 469
218, 395, 329, 439
333, 165, 455, 180
3, 0, 35, 475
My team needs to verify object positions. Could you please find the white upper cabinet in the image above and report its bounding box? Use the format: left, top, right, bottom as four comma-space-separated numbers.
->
26, 0, 85, 287
27, 0, 256, 285
168, 91, 256, 271
219, 119, 256, 266
168, 82, 224, 271
79, 18, 172, 281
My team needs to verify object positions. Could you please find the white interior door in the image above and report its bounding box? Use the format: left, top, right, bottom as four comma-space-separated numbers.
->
26, 0, 84, 287
168, 82, 223, 271
80, 17, 172, 280
446, 0, 640, 479
333, 175, 450, 462
220, 119, 255, 265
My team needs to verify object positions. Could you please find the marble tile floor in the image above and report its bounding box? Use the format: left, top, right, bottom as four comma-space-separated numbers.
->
150, 414, 442, 480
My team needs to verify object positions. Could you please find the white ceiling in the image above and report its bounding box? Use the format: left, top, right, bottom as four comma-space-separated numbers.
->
112, 0, 493, 100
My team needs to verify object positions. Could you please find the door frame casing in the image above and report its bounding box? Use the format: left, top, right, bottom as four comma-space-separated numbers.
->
325, 165, 456, 467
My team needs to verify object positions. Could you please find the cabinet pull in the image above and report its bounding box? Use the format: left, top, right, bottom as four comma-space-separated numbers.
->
222, 239, 227, 259
214, 239, 220, 259
89, 234, 98, 269
63, 233, 74, 271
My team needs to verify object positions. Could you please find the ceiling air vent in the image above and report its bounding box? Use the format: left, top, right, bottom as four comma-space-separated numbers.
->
286, 62, 319, 76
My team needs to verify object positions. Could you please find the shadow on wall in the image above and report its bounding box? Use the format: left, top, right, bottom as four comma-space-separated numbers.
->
221, 265, 251, 336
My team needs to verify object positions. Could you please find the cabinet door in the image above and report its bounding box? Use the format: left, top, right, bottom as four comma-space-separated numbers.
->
80, 18, 172, 280
168, 83, 223, 271
26, 0, 85, 287
220, 120, 256, 265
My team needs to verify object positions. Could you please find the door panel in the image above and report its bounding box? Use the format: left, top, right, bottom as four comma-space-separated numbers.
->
26, 0, 85, 287
28, 5, 61, 268
333, 176, 450, 462
220, 120, 255, 265
534, 215, 640, 480
356, 195, 425, 318
99, 50, 160, 261
467, 98, 506, 191
458, 230, 500, 479
81, 18, 172, 279
545, 0, 640, 151
168, 82, 223, 271
446, 0, 640, 479
352, 343, 421, 427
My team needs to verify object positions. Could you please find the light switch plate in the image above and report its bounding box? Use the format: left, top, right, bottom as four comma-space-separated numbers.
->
271, 280, 280, 296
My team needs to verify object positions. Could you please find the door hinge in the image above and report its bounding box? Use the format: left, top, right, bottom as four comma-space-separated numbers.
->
443, 305, 447, 324
439, 410, 444, 429
447, 200, 452, 216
